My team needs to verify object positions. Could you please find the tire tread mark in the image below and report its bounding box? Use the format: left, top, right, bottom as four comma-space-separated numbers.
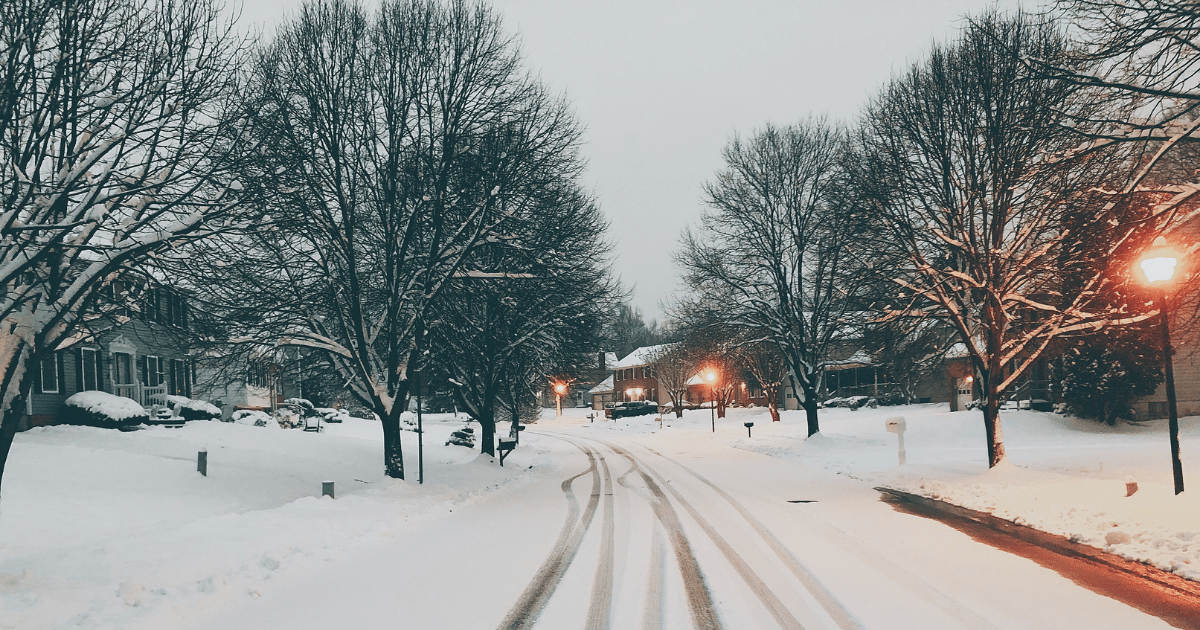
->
598, 439, 724, 630
585, 449, 616, 630
497, 439, 601, 630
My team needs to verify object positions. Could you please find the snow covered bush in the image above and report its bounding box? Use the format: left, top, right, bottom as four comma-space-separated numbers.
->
272, 407, 302, 429
179, 399, 222, 422
1053, 327, 1163, 425
446, 426, 475, 448
63, 392, 149, 429
230, 409, 275, 428
400, 411, 417, 431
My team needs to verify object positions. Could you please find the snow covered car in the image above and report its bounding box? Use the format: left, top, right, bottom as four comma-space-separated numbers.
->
606, 401, 659, 419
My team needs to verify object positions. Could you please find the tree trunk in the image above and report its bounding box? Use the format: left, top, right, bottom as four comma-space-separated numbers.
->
769, 402, 780, 423
717, 398, 726, 419
982, 372, 1005, 468
479, 411, 496, 456
803, 394, 820, 437
675, 408, 683, 418
0, 344, 32, 501
380, 404, 405, 479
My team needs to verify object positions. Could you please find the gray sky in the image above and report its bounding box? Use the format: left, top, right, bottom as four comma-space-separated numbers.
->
237, 0, 1025, 322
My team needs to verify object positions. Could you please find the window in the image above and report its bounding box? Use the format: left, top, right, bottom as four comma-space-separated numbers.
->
113, 353, 133, 386
171, 359, 189, 396
40, 354, 59, 393
144, 356, 163, 387
80, 349, 99, 391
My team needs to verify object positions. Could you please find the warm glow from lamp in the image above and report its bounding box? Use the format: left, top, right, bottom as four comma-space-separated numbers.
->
705, 371, 716, 383
965, 376, 973, 383
1137, 236, 1180, 285
554, 382, 566, 395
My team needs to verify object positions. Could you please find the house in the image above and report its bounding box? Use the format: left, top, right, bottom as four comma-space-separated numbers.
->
588, 374, 614, 410
611, 344, 671, 404
19, 280, 195, 430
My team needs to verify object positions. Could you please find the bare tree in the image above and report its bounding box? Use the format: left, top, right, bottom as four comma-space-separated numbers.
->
0, 0, 248, 497
677, 118, 856, 436
427, 184, 615, 455
646, 343, 694, 418
855, 11, 1148, 467
740, 341, 787, 422
183, 0, 586, 479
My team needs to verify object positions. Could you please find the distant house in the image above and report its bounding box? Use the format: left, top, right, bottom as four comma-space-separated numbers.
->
612, 344, 672, 404
588, 374, 614, 410
20, 280, 195, 430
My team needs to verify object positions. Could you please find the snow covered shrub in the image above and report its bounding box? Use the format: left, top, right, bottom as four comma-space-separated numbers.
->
284, 398, 317, 417
400, 411, 417, 431
273, 407, 303, 429
231, 409, 275, 427
446, 426, 475, 448
63, 391, 149, 429
1052, 327, 1163, 425
179, 399, 222, 421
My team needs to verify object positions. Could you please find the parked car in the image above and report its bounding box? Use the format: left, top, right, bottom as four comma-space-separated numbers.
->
606, 401, 659, 419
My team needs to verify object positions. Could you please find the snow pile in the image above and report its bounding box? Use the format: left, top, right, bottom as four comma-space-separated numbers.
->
64, 391, 148, 427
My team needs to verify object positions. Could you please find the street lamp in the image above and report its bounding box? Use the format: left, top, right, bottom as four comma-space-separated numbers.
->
554, 382, 566, 418
1137, 236, 1185, 495
705, 370, 717, 432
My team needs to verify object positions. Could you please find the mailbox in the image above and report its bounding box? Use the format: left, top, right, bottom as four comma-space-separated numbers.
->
885, 417, 906, 433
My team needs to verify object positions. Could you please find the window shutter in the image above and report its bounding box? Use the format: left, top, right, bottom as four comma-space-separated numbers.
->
33, 355, 42, 394
56, 352, 65, 394
139, 355, 147, 385
75, 348, 83, 393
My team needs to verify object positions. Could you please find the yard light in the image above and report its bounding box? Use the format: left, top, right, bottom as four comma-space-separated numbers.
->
1136, 236, 1185, 494
554, 381, 566, 418
705, 370, 718, 432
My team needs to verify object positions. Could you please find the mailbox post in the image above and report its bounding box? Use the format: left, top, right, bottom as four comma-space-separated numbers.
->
886, 416, 906, 465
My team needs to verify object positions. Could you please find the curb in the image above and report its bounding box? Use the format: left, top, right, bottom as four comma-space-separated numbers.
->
876, 487, 1200, 603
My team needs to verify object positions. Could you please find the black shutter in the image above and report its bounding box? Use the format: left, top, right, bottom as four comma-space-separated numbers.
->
56, 352, 65, 394
139, 355, 147, 385
75, 348, 83, 393
33, 354, 42, 394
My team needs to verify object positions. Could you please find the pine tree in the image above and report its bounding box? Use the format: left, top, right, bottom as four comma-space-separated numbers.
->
1055, 323, 1163, 424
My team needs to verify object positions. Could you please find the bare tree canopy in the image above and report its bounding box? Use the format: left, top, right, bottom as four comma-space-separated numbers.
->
677, 118, 857, 436
855, 11, 1151, 467
0, 0, 249, 497
181, 0, 589, 478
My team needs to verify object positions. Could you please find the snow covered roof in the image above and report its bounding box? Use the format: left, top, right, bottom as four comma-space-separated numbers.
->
603, 352, 618, 370
613, 343, 676, 368
946, 342, 970, 359
588, 374, 614, 394
825, 349, 874, 369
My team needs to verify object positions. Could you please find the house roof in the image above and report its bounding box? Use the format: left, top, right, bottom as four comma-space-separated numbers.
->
613, 343, 676, 369
589, 374, 614, 394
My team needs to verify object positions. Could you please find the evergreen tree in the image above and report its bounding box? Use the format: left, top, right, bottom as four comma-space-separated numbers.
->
1055, 323, 1163, 424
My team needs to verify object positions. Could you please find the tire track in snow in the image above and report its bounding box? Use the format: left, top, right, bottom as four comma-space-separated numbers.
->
497, 438, 602, 630
586, 437, 725, 630
584, 445, 616, 630
640, 444, 1001, 630
597, 438, 806, 629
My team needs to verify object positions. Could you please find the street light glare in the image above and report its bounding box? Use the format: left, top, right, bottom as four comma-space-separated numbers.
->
705, 371, 716, 382
1140, 256, 1177, 284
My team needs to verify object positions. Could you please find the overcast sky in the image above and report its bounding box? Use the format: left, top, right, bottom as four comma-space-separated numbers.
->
236, 0, 1026, 322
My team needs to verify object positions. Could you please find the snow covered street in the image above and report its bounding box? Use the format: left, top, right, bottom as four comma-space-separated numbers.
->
1, 405, 1197, 629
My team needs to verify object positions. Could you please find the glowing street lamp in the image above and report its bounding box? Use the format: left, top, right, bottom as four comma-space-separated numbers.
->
554, 381, 567, 418
1136, 236, 1185, 495
705, 370, 718, 433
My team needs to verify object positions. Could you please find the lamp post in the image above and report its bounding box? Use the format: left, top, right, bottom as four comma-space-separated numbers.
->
705, 370, 717, 432
1138, 236, 1184, 495
554, 382, 566, 418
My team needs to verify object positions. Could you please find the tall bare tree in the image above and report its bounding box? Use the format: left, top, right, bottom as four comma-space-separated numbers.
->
855, 11, 1147, 467
0, 0, 248, 497
184, 0, 586, 479
677, 119, 856, 436
740, 341, 787, 422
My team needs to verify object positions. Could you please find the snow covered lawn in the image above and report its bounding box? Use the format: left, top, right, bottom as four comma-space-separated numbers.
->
0, 414, 553, 630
